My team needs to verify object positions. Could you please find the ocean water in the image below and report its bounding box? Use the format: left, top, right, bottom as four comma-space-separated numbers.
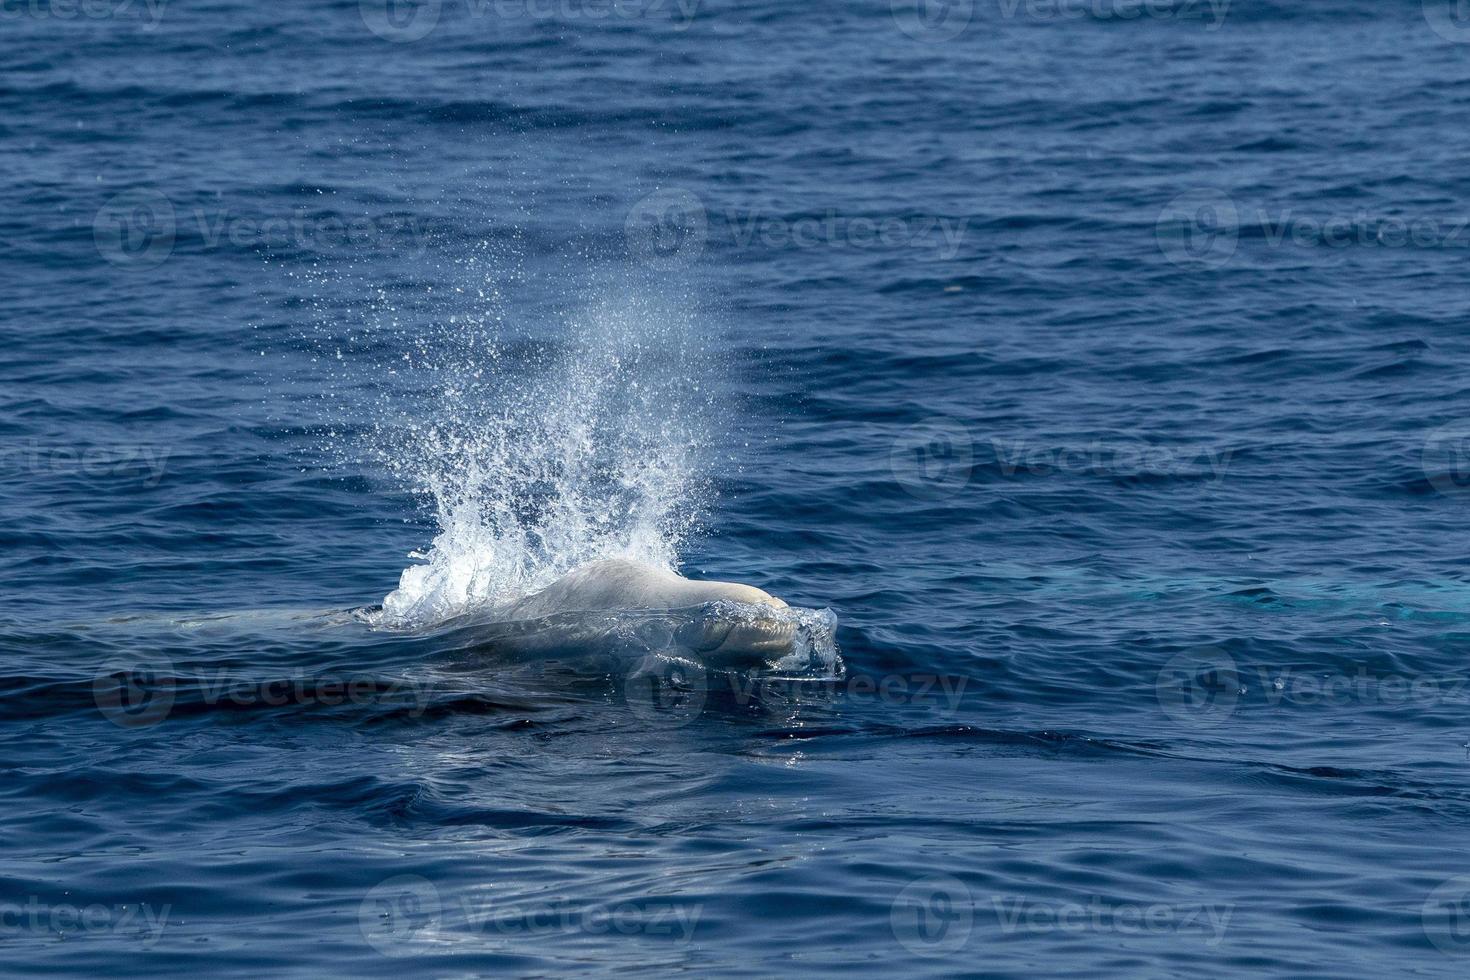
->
7, 0, 1470, 975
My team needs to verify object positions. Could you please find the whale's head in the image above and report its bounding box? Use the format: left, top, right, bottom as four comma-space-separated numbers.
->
503, 560, 812, 668
672, 584, 796, 666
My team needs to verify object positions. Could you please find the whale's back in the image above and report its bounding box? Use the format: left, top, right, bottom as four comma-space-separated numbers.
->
479, 559, 817, 669
506, 559, 786, 621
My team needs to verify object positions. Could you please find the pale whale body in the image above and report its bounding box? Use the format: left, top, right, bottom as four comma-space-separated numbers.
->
507, 559, 788, 619
500, 559, 800, 666
365, 558, 839, 674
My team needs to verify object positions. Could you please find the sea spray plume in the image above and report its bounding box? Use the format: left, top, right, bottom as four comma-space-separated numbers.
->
369, 293, 714, 628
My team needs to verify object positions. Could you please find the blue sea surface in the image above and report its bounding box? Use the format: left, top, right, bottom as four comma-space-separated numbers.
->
7, 0, 1470, 975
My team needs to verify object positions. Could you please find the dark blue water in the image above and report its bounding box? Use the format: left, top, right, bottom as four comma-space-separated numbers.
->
8, 0, 1470, 975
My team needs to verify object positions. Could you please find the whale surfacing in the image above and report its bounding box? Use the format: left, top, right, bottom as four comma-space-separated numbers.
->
507, 559, 787, 619
372, 558, 839, 675
502, 559, 801, 666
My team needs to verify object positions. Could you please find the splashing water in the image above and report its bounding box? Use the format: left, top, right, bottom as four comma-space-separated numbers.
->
366, 291, 714, 629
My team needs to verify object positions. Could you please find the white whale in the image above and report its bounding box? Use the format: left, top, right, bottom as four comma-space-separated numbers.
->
507, 559, 787, 618
502, 559, 796, 664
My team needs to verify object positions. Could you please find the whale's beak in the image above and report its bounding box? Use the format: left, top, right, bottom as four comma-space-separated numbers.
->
678, 613, 796, 666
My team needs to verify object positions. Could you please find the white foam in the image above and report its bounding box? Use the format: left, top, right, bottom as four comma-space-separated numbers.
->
364, 291, 713, 629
